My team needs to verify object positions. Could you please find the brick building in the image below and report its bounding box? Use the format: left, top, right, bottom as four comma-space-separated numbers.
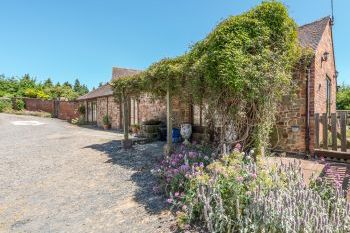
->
274, 16, 337, 155
78, 16, 336, 155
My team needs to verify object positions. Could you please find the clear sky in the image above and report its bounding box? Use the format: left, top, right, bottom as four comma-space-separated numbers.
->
0, 0, 348, 89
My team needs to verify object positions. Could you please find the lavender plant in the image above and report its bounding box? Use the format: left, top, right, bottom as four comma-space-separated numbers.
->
179, 154, 350, 233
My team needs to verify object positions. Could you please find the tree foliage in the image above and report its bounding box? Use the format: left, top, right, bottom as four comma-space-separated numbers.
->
337, 84, 350, 110
112, 1, 307, 155
0, 74, 89, 101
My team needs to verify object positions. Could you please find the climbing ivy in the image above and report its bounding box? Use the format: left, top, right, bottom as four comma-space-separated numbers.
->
112, 1, 309, 156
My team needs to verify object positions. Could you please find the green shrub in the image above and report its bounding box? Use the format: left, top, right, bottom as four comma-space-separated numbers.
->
102, 115, 111, 125
14, 99, 25, 110
78, 105, 86, 115
0, 98, 13, 112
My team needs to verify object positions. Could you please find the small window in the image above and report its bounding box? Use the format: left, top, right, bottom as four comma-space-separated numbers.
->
326, 76, 331, 114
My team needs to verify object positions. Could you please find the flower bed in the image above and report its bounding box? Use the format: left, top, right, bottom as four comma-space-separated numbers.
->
155, 144, 350, 232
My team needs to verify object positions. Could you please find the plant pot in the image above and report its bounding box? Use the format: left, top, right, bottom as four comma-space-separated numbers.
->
131, 125, 140, 134
103, 124, 111, 130
180, 123, 192, 145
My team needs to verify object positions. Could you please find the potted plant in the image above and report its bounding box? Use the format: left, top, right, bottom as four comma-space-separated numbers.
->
102, 115, 111, 130
130, 124, 140, 135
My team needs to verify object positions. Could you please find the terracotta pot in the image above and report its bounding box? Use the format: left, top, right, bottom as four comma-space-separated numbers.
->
103, 124, 111, 130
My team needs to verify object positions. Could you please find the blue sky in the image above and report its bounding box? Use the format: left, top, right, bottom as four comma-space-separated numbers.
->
0, 0, 348, 89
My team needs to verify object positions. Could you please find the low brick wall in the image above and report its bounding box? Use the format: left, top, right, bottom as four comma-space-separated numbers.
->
23, 98, 79, 121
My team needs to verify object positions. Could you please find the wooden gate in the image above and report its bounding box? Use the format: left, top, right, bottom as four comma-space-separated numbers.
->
314, 111, 350, 159
53, 100, 60, 118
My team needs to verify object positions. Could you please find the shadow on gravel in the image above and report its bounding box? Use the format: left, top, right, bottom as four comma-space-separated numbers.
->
84, 140, 169, 214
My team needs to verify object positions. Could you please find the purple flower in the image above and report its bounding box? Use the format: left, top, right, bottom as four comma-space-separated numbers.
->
199, 162, 204, 168
188, 151, 197, 159
166, 198, 173, 204
180, 164, 190, 172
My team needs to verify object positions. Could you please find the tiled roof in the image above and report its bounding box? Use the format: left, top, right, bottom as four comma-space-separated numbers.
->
112, 67, 141, 81
78, 67, 141, 100
77, 84, 113, 100
298, 16, 331, 51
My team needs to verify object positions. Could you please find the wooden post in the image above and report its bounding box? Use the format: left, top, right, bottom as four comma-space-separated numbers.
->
122, 91, 132, 148
315, 113, 320, 149
340, 112, 347, 152
331, 113, 337, 151
322, 113, 328, 150
164, 85, 173, 155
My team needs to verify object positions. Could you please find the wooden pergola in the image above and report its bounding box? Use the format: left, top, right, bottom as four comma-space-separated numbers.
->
121, 86, 173, 155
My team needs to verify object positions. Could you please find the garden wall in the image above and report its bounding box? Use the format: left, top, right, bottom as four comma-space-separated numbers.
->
24, 98, 54, 113
23, 98, 79, 121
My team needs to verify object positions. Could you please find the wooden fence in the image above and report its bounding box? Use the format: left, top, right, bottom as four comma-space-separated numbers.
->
314, 112, 349, 158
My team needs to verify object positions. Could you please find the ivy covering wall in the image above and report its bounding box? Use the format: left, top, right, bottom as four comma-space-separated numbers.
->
112, 1, 306, 156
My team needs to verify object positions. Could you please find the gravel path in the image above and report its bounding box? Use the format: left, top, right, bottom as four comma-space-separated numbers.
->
0, 113, 174, 233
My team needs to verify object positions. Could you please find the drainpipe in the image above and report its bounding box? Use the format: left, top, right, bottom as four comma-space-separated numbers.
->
305, 67, 311, 156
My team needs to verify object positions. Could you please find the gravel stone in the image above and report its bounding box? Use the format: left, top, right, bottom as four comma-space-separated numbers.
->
0, 113, 175, 233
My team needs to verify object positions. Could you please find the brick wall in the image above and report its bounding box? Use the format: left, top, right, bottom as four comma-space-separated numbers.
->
95, 96, 121, 129
24, 98, 54, 113
23, 98, 79, 121
274, 21, 336, 155
313, 22, 337, 115
58, 101, 80, 121
138, 94, 167, 123
83, 94, 193, 130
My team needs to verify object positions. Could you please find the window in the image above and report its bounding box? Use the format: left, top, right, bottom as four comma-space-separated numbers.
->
87, 100, 97, 122
326, 76, 331, 114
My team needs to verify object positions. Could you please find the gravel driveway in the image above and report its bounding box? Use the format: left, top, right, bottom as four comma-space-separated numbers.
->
0, 113, 174, 233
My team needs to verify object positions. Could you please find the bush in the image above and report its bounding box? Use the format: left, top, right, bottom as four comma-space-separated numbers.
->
172, 152, 350, 232
154, 144, 214, 197
78, 105, 86, 115
0, 98, 12, 112
14, 99, 25, 110
102, 115, 110, 125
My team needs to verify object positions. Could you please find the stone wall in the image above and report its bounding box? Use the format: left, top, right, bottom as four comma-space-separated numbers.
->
275, 68, 307, 153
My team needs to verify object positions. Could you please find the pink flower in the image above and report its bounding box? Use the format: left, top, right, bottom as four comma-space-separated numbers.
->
182, 205, 188, 211
237, 176, 243, 182
166, 198, 173, 204
175, 192, 180, 197
251, 173, 257, 179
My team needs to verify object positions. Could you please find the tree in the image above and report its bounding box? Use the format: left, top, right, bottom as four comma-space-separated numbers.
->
73, 79, 81, 92
337, 84, 350, 110
43, 78, 53, 88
